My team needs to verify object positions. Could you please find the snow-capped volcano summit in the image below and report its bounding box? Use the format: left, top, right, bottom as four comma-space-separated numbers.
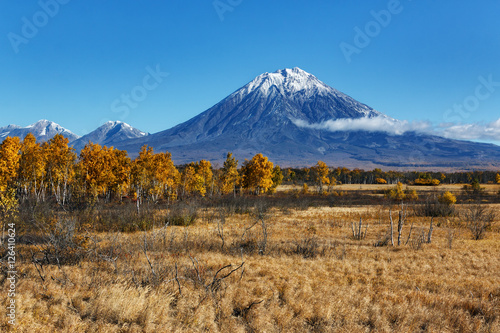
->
229, 67, 380, 120
117, 67, 383, 153
241, 67, 332, 97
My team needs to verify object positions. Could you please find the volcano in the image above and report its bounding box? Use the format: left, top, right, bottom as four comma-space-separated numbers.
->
111, 67, 500, 170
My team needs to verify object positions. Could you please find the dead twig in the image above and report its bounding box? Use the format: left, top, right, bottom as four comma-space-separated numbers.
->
175, 262, 182, 296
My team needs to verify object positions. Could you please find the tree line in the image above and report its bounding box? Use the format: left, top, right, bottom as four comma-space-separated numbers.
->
282, 166, 500, 187
0, 134, 285, 210
1, 133, 499, 210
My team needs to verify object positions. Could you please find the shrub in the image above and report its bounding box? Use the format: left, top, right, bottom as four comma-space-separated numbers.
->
293, 236, 320, 258
375, 178, 387, 184
30, 215, 89, 265
91, 203, 159, 232
386, 182, 405, 201
438, 191, 457, 206
414, 195, 455, 217
167, 202, 198, 226
463, 180, 484, 196
406, 189, 419, 201
414, 178, 440, 186
409, 229, 427, 250
373, 233, 391, 247
463, 204, 495, 240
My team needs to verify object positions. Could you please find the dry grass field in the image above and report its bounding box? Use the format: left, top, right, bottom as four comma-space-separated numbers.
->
1, 200, 499, 332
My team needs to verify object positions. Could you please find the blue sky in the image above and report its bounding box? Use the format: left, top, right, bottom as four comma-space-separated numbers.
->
1, 0, 500, 143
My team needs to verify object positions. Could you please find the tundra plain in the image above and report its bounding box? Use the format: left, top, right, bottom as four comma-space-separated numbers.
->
1, 185, 499, 332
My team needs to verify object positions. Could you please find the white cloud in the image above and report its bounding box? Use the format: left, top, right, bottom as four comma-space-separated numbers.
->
291, 116, 500, 144
440, 119, 500, 142
291, 116, 432, 136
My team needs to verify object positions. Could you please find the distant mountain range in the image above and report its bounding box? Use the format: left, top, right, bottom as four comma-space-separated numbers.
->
0, 120, 148, 151
2, 68, 500, 170
0, 119, 79, 142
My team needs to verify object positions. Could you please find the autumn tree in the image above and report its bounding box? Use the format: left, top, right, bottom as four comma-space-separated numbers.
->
241, 153, 274, 194
328, 174, 337, 192
78, 142, 110, 200
197, 160, 213, 196
312, 161, 330, 192
108, 149, 132, 199
440, 173, 447, 183
181, 164, 196, 196
284, 169, 296, 183
78, 142, 131, 201
268, 165, 283, 194
181, 164, 205, 197
181, 160, 212, 197
152, 151, 179, 201
220, 152, 239, 195
0, 137, 21, 232
18, 133, 46, 201
496, 173, 500, 184
43, 134, 76, 205
373, 168, 383, 180
131, 145, 180, 206
0, 136, 21, 192
131, 145, 154, 207
303, 167, 310, 182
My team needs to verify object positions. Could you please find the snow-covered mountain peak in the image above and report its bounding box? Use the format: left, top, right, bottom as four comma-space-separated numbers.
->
70, 121, 148, 151
240, 67, 332, 97
0, 120, 79, 142
105, 120, 125, 127
103, 121, 147, 135
31, 120, 79, 138
213, 67, 383, 123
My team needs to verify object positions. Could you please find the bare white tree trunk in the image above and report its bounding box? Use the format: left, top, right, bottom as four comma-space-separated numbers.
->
427, 218, 434, 244
397, 211, 404, 246
389, 209, 394, 246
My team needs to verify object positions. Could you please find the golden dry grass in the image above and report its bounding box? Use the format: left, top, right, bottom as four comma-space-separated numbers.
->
1, 204, 499, 332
